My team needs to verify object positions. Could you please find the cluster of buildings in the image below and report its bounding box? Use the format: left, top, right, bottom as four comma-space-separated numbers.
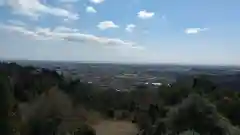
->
59, 67, 171, 91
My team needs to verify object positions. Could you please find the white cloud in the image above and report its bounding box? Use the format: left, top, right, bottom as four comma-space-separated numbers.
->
86, 6, 97, 13
125, 24, 136, 32
138, 10, 155, 19
97, 21, 119, 30
53, 26, 79, 33
185, 28, 209, 34
7, 20, 26, 26
0, 24, 143, 50
1, 0, 79, 20
0, 24, 41, 39
90, 0, 104, 4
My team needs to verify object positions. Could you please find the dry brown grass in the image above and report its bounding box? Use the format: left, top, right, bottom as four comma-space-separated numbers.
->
92, 120, 138, 135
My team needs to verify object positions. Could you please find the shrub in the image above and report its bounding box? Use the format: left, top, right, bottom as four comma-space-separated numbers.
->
167, 94, 227, 135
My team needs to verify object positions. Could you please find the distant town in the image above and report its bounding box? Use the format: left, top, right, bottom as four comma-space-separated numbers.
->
10, 60, 240, 92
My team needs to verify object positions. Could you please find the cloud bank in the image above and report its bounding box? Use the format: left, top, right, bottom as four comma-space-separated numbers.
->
0, 0, 79, 20
0, 23, 143, 50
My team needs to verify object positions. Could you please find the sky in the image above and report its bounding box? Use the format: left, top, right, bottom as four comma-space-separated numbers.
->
0, 0, 240, 65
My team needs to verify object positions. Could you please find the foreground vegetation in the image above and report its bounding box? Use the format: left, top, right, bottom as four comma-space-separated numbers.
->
1, 62, 240, 135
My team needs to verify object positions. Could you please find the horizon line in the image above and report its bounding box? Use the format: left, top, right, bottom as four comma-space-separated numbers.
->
1, 58, 240, 68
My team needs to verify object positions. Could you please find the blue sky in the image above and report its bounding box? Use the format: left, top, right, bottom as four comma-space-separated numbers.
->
0, 0, 240, 65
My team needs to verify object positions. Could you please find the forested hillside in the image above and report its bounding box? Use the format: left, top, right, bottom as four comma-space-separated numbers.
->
1, 62, 240, 135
